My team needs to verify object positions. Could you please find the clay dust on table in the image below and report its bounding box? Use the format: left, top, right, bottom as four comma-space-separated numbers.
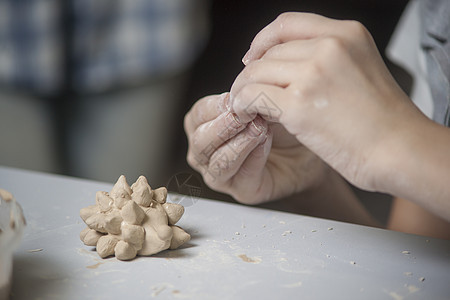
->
79, 175, 190, 261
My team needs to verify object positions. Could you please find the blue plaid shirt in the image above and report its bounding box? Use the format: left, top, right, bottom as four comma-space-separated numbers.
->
0, 0, 209, 95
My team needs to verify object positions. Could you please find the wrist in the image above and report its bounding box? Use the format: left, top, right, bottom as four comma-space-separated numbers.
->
369, 116, 424, 194
372, 115, 450, 220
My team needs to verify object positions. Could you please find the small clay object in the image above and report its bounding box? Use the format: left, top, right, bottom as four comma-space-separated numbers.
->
0, 189, 26, 299
80, 175, 190, 260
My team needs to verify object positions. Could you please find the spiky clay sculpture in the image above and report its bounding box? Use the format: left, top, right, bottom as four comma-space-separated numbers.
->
80, 175, 190, 261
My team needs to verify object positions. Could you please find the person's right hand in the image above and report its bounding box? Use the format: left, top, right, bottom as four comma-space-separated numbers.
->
229, 12, 430, 194
184, 93, 329, 204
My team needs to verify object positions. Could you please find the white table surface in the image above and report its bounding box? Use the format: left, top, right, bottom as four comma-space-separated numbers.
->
1, 166, 449, 300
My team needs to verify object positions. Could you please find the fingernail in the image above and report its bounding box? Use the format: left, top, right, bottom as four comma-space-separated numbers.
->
231, 112, 241, 125
249, 118, 267, 137
222, 111, 241, 129
223, 93, 231, 111
250, 122, 262, 137
242, 49, 251, 65
228, 92, 235, 110
217, 112, 244, 142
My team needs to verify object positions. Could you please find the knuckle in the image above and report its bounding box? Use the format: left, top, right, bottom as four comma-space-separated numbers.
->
320, 36, 347, 54
275, 12, 296, 27
183, 113, 191, 132
287, 63, 321, 102
304, 60, 323, 83
239, 84, 257, 101
190, 131, 200, 147
186, 152, 199, 169
188, 104, 203, 126
344, 20, 369, 39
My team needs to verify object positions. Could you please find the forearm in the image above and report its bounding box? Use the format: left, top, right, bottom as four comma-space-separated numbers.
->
262, 166, 380, 227
377, 118, 450, 221
388, 197, 450, 239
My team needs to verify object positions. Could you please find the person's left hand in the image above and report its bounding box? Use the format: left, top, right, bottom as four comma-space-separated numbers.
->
184, 92, 328, 204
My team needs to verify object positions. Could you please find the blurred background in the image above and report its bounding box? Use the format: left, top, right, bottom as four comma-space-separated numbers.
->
0, 0, 410, 225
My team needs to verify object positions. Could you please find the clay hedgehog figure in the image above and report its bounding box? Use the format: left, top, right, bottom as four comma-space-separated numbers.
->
80, 175, 190, 260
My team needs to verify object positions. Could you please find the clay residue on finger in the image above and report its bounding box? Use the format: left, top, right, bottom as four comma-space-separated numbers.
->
80, 175, 190, 261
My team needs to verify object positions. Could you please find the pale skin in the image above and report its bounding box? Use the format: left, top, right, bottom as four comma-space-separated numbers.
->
184, 13, 450, 237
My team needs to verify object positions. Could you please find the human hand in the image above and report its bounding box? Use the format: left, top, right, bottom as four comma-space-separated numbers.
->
184, 92, 328, 204
230, 12, 428, 192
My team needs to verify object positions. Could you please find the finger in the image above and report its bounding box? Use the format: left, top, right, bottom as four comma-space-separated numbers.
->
203, 116, 269, 186
228, 129, 274, 203
230, 59, 290, 99
187, 110, 246, 168
231, 83, 287, 124
184, 92, 230, 135
230, 58, 309, 101
262, 38, 318, 61
242, 12, 342, 64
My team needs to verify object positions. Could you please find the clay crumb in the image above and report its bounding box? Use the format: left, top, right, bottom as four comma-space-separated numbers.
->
282, 230, 292, 236
328, 227, 333, 231
407, 285, 419, 293
151, 286, 166, 297
311, 229, 317, 233
86, 262, 103, 269
388, 291, 403, 300
262, 224, 266, 228
350, 261, 356, 265
0, 189, 13, 201
27, 248, 43, 253
238, 254, 261, 264
419, 277, 425, 282
402, 250, 410, 254
235, 232, 240, 235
